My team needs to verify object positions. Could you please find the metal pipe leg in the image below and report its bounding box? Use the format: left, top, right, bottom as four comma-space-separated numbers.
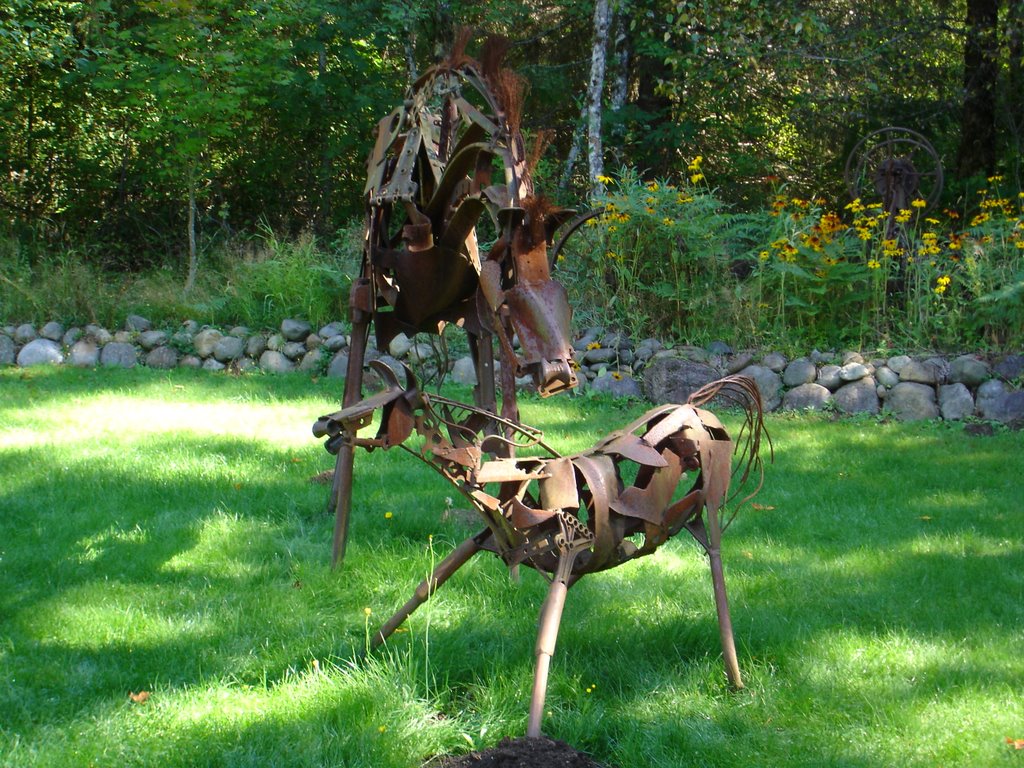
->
526, 573, 570, 737
330, 442, 355, 568
708, 546, 743, 689
371, 536, 482, 649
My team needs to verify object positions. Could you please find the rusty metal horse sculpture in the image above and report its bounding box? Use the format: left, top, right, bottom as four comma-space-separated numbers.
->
329, 34, 579, 566
319, 34, 769, 738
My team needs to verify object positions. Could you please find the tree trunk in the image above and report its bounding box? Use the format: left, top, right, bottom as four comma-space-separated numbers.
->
956, 0, 1000, 178
1006, 0, 1024, 187
587, 0, 610, 194
184, 168, 198, 295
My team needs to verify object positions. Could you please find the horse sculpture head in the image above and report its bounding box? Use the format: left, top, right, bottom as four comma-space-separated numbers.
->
360, 34, 577, 398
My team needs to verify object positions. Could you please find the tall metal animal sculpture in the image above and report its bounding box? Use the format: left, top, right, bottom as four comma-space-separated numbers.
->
315, 364, 766, 737
319, 33, 769, 737
330, 34, 579, 566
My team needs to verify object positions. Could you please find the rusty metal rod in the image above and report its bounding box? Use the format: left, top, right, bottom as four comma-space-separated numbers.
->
330, 442, 356, 568
371, 536, 483, 649
708, 545, 743, 690
526, 577, 568, 737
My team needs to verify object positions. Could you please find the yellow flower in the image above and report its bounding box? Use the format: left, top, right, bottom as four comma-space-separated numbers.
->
894, 209, 912, 224
911, 198, 927, 208
384, 511, 393, 519
611, 371, 623, 380
845, 198, 865, 213
646, 182, 659, 192
687, 155, 703, 171
364, 607, 372, 616
596, 174, 613, 184
987, 174, 1004, 183
662, 217, 674, 226
677, 194, 694, 204
758, 250, 770, 261
607, 225, 618, 233
586, 341, 601, 350
867, 259, 881, 269
690, 173, 705, 184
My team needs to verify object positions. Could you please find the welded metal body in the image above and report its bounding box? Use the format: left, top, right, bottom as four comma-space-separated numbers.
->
316, 364, 767, 737
322, 35, 768, 737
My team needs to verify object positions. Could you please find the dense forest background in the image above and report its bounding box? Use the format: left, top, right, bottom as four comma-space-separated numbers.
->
2, 0, 1021, 262
1, 0, 1022, 352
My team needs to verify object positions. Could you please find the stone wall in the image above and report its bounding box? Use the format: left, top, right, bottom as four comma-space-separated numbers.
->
3, 317, 1023, 426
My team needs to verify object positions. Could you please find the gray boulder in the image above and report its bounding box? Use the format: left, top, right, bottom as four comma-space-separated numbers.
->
590, 372, 643, 398
817, 364, 843, 391
113, 330, 134, 343
137, 330, 168, 351
899, 359, 940, 384
281, 318, 312, 342
886, 382, 939, 421
583, 346, 617, 365
782, 358, 817, 387
202, 358, 226, 372
40, 321, 64, 341
642, 357, 719, 404
0, 334, 14, 365
245, 334, 268, 358
993, 354, 1024, 381
17, 338, 63, 366
259, 350, 295, 373
451, 356, 477, 386
62, 327, 83, 346
874, 365, 900, 388
125, 314, 151, 332
761, 351, 788, 373
304, 333, 322, 351
213, 336, 245, 362
282, 341, 307, 360
68, 340, 100, 367
887, 354, 912, 373
319, 321, 346, 339
193, 328, 223, 358
781, 382, 831, 411
100, 342, 137, 368
146, 346, 179, 370
298, 350, 323, 372
180, 319, 201, 335
573, 327, 604, 351
725, 351, 755, 374
706, 340, 732, 355
388, 333, 413, 359
180, 355, 202, 369
326, 351, 349, 378
839, 362, 871, 382
84, 324, 112, 345
738, 364, 783, 411
13, 324, 37, 344
323, 334, 348, 352
833, 379, 880, 415
976, 379, 1008, 419
978, 384, 1024, 425
948, 355, 990, 388
939, 383, 974, 421
408, 342, 434, 363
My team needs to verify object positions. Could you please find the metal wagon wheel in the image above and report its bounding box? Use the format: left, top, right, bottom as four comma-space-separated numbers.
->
844, 127, 944, 210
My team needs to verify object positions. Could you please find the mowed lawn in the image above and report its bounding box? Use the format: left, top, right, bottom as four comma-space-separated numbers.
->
1, 366, 1021, 767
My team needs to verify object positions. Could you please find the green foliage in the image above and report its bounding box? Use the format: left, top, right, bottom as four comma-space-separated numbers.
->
558, 165, 1024, 350
559, 164, 744, 344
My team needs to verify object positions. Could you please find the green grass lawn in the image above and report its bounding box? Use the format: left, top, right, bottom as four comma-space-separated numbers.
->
1, 367, 1022, 767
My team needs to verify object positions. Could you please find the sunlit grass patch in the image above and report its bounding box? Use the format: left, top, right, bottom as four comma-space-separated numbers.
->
1, 367, 1022, 767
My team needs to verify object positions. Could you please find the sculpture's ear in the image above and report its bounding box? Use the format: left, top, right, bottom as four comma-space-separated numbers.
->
548, 209, 603, 269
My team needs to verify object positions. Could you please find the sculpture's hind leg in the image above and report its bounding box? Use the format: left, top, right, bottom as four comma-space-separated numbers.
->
371, 533, 486, 649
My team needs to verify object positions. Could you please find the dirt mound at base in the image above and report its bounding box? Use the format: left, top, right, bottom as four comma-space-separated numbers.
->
427, 736, 609, 768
